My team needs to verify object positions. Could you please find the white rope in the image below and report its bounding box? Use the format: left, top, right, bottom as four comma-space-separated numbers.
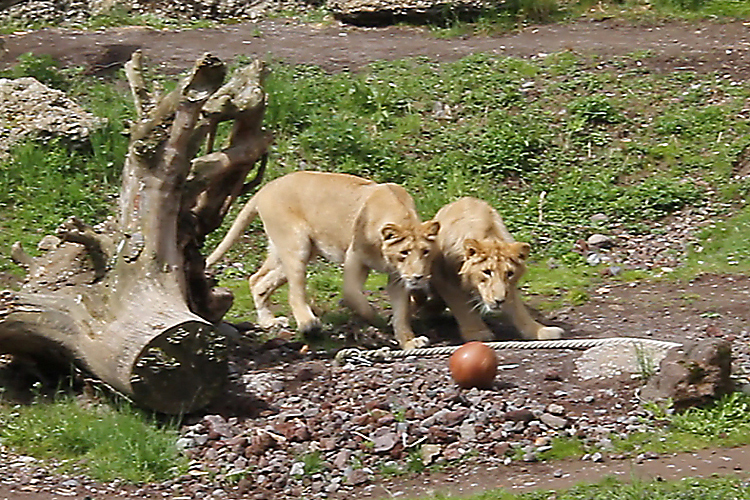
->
334, 337, 682, 365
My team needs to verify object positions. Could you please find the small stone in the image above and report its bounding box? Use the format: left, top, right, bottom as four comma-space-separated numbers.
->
245, 432, 275, 456
203, 415, 233, 439
546, 403, 565, 416
534, 436, 551, 447
37, 234, 61, 251
345, 469, 369, 485
443, 442, 465, 461
503, 409, 535, 423
586, 252, 602, 266
459, 420, 477, 442
540, 413, 568, 429
420, 444, 442, 465
333, 449, 351, 470
587, 234, 614, 248
371, 430, 397, 453
176, 437, 196, 452
319, 437, 338, 451
290, 462, 305, 476
590, 213, 609, 223
492, 442, 511, 457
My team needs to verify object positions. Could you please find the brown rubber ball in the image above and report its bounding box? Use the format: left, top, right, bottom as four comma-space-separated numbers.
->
449, 341, 498, 389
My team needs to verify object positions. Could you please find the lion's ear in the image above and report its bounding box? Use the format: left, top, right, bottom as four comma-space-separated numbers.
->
511, 242, 531, 262
463, 238, 482, 259
422, 220, 440, 241
380, 223, 403, 242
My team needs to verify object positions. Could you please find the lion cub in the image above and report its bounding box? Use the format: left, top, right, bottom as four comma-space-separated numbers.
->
206, 171, 440, 350
429, 197, 563, 342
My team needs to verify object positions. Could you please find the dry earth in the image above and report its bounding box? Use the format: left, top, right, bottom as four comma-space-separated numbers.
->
1, 17, 750, 78
1, 15, 750, 500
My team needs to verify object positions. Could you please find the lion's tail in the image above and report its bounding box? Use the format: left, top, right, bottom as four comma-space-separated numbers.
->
205, 194, 260, 267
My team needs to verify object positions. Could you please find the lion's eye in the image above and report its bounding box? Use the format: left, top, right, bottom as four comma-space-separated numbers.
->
400, 250, 410, 256
483, 269, 492, 277
506, 270, 515, 279
422, 249, 430, 256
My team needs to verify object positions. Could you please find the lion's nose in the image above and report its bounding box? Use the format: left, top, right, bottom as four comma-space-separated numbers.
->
492, 299, 505, 309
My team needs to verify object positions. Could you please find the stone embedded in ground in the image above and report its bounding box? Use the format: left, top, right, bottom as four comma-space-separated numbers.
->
587, 233, 615, 249
640, 338, 733, 409
540, 413, 568, 430
575, 341, 676, 380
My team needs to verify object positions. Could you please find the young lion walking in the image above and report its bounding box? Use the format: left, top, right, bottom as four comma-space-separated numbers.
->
206, 171, 440, 349
429, 197, 564, 342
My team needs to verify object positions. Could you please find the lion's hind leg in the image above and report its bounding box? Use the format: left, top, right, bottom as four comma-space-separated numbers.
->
274, 237, 322, 337
249, 246, 290, 329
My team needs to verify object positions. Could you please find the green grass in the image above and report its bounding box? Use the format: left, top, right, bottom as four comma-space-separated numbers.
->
681, 204, 750, 275
211, 47, 750, 321
0, 396, 188, 483
5, 44, 749, 324
416, 475, 750, 500
535, 392, 750, 462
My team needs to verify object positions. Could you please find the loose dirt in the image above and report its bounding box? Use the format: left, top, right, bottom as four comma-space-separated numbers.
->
2, 18, 750, 77
1, 15, 750, 500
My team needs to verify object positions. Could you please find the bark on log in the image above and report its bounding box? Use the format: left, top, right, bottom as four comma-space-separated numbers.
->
0, 52, 272, 414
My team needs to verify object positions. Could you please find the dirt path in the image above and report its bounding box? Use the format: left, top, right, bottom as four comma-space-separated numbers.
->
370, 443, 750, 499
1, 18, 750, 77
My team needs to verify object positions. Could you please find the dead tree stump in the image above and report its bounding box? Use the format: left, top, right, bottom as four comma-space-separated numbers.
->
0, 51, 273, 413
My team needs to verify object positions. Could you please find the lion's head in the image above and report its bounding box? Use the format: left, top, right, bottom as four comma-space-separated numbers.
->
459, 238, 531, 313
380, 220, 440, 290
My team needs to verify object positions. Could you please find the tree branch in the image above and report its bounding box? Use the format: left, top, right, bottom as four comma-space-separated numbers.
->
10, 242, 36, 274
124, 50, 150, 120
55, 217, 110, 281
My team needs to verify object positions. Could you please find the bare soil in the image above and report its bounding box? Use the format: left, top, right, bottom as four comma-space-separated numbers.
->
2, 18, 750, 78
1, 16, 750, 500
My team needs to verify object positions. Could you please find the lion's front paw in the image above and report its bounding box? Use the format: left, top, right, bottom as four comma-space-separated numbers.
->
461, 329, 495, 342
403, 336, 430, 350
537, 326, 564, 340
258, 316, 290, 330
300, 318, 324, 338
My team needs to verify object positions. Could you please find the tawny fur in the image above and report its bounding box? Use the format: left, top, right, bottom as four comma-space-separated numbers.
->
430, 197, 564, 342
207, 171, 440, 349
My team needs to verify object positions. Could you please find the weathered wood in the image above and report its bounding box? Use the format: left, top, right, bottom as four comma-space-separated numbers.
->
0, 0, 27, 11
0, 52, 270, 413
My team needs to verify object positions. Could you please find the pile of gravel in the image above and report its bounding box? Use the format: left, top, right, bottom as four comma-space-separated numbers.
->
0, 0, 317, 27
0, 336, 657, 499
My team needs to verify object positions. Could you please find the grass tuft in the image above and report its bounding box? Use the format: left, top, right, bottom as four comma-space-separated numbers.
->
0, 396, 188, 483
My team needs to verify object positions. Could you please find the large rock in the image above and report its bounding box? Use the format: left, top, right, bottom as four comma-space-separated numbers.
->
0, 77, 104, 159
575, 341, 676, 380
640, 339, 733, 410
326, 0, 500, 25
